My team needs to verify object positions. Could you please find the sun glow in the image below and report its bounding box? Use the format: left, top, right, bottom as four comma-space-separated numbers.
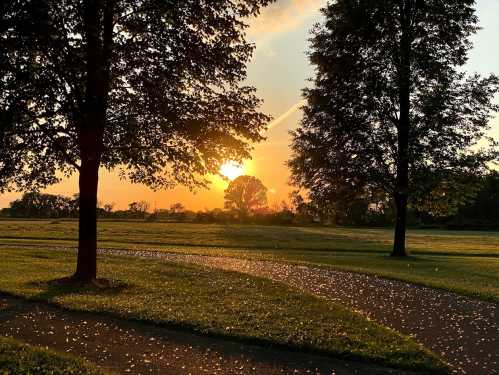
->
220, 161, 244, 181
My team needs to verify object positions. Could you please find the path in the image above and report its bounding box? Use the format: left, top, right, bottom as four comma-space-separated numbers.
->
2, 244, 498, 374
98, 249, 498, 375
0, 296, 413, 375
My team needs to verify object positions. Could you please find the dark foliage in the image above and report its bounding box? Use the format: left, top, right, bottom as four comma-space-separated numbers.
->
7, 192, 78, 218
454, 172, 499, 225
289, 0, 499, 255
0, 0, 272, 280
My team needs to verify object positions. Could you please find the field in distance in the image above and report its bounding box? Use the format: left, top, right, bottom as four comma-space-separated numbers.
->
0, 220, 498, 302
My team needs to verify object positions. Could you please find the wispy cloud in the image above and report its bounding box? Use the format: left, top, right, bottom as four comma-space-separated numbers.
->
248, 0, 324, 38
267, 99, 306, 130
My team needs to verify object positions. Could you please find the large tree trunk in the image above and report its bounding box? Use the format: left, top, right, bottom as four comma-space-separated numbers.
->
73, 0, 112, 281
392, 1, 412, 257
74, 157, 99, 281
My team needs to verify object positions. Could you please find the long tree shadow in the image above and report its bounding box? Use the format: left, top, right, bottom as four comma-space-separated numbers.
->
25, 277, 130, 301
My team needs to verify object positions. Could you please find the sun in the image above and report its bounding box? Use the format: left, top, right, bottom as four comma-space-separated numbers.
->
220, 161, 244, 181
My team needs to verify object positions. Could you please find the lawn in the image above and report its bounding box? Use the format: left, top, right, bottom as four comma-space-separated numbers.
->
1, 220, 499, 255
0, 336, 107, 375
0, 247, 446, 373
1, 220, 498, 302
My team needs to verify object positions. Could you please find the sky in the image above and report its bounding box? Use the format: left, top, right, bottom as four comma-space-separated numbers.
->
1, 0, 498, 211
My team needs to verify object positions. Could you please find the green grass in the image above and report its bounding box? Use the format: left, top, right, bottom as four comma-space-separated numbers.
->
2, 220, 499, 255
0, 336, 107, 375
0, 247, 446, 373
1, 220, 498, 302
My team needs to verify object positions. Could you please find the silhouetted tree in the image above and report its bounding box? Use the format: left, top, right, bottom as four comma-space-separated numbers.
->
103, 203, 114, 214
450, 171, 499, 227
9, 192, 78, 218
0, 0, 272, 281
290, 191, 316, 224
289, 0, 498, 256
411, 171, 482, 218
0, 123, 19, 191
224, 175, 267, 216
0, 116, 58, 193
128, 201, 149, 218
169, 203, 185, 214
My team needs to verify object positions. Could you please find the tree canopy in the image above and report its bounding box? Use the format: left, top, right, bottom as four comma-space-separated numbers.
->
0, 0, 273, 280
224, 175, 267, 215
1, 0, 272, 189
289, 0, 499, 255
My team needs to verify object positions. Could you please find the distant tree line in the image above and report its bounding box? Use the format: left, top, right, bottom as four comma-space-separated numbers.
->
293, 172, 499, 229
3, 192, 79, 218
0, 191, 296, 225
2, 172, 499, 229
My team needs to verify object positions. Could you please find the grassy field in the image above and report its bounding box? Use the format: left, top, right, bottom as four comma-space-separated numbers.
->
1, 220, 498, 302
0, 336, 107, 375
0, 247, 446, 373
1, 220, 499, 255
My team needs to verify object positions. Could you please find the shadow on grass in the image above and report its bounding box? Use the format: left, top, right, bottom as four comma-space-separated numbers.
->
383, 255, 434, 263
1, 237, 499, 258
26, 278, 130, 301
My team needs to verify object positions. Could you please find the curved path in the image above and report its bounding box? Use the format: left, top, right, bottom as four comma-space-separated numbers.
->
0, 295, 409, 375
99, 249, 498, 375
2, 244, 498, 374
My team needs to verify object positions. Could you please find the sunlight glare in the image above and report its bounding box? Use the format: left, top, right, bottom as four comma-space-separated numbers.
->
220, 161, 244, 181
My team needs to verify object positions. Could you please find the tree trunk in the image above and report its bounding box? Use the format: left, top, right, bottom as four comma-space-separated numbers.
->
74, 157, 99, 281
72, 0, 113, 280
392, 192, 408, 256
393, 92, 410, 257
392, 0, 412, 257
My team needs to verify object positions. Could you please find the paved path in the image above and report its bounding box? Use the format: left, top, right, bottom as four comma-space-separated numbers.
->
98, 249, 498, 375
0, 296, 413, 375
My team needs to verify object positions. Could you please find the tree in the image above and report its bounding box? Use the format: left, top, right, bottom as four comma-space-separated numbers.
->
103, 203, 114, 214
0, 123, 20, 191
128, 201, 149, 218
0, 0, 272, 281
411, 171, 482, 218
224, 175, 267, 216
451, 171, 499, 227
9, 192, 77, 218
0, 115, 58, 194
289, 0, 499, 256
290, 191, 316, 224
169, 202, 185, 214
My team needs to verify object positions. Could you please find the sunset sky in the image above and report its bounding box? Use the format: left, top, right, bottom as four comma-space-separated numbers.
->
1, 0, 498, 211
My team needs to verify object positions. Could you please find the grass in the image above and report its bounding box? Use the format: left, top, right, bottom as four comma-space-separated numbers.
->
0, 247, 447, 373
0, 336, 107, 375
0, 220, 498, 302
1, 220, 499, 255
